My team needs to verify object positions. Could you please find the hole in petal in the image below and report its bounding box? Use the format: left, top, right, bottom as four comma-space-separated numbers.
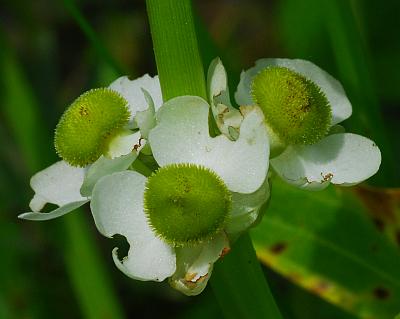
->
111, 234, 130, 261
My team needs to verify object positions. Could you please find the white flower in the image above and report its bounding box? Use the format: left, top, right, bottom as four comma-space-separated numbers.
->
19, 74, 162, 220
235, 58, 381, 190
90, 95, 270, 295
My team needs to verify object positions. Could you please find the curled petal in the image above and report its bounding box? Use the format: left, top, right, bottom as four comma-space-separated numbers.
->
207, 58, 243, 140
271, 133, 381, 190
170, 233, 229, 296
149, 96, 269, 194
19, 200, 89, 221
235, 58, 352, 125
91, 171, 176, 281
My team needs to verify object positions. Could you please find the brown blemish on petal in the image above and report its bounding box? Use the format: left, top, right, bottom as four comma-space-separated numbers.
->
373, 287, 390, 300
321, 172, 333, 182
219, 246, 231, 258
184, 272, 197, 282
184, 273, 209, 288
132, 137, 144, 152
270, 242, 288, 255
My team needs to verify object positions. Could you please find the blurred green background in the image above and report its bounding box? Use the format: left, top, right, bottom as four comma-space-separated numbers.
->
1, 0, 399, 318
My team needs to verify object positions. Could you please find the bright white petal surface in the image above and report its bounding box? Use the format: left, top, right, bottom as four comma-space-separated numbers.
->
19, 200, 89, 221
170, 233, 229, 296
226, 177, 270, 238
235, 58, 352, 125
271, 133, 381, 190
149, 96, 269, 194
106, 130, 144, 159
30, 161, 86, 209
90, 171, 176, 281
109, 74, 162, 123
80, 153, 138, 197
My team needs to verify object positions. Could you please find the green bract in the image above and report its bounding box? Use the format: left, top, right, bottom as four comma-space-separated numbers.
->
54, 88, 130, 167
251, 66, 332, 145
144, 164, 231, 246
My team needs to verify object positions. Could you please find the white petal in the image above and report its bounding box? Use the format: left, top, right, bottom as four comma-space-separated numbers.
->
135, 89, 156, 139
207, 57, 232, 107
19, 200, 89, 221
207, 58, 243, 139
30, 161, 86, 209
90, 171, 176, 281
170, 233, 229, 296
271, 133, 381, 190
235, 58, 352, 125
29, 194, 47, 212
80, 153, 138, 197
226, 177, 270, 238
109, 74, 163, 123
149, 96, 269, 194
106, 130, 144, 159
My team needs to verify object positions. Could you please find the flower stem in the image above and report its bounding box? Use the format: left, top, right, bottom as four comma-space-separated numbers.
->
145, 1, 283, 317
211, 234, 283, 319
146, 0, 207, 101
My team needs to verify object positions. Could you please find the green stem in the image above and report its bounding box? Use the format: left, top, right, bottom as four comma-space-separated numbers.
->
211, 234, 283, 319
146, 0, 207, 100
145, 1, 283, 318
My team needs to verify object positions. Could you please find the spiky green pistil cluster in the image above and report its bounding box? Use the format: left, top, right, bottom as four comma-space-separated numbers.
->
144, 164, 231, 246
251, 66, 332, 145
54, 88, 130, 167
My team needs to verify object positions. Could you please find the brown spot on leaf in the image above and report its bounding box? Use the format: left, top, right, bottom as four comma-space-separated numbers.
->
270, 242, 287, 255
396, 230, 400, 246
372, 218, 385, 232
373, 287, 390, 300
355, 186, 400, 223
311, 281, 330, 295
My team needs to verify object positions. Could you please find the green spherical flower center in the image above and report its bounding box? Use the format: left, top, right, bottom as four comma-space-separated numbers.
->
54, 88, 130, 167
251, 66, 332, 145
144, 164, 231, 247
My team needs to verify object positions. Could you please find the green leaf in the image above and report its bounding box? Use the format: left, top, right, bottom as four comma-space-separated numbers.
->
211, 235, 282, 319
251, 179, 400, 319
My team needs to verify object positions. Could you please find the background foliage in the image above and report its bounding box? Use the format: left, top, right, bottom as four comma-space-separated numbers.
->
1, 0, 399, 318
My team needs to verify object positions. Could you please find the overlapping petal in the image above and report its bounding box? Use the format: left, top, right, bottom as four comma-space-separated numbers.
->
149, 96, 269, 194
91, 171, 176, 281
226, 176, 270, 238
109, 74, 162, 123
270, 133, 381, 190
235, 58, 352, 125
